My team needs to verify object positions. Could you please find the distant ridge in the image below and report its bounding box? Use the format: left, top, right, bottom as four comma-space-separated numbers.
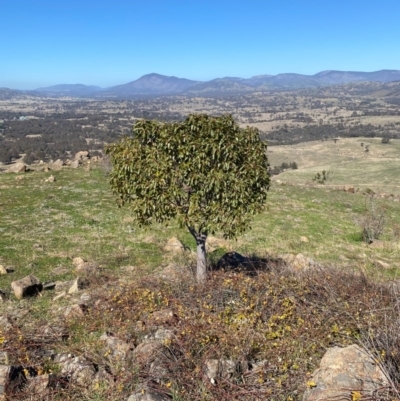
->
35, 84, 103, 96
22, 69, 400, 98
104, 73, 198, 96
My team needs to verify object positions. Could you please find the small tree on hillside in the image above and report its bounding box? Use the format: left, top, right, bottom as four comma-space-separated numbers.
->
106, 114, 270, 283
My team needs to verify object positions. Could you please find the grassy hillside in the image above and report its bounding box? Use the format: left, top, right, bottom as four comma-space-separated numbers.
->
1, 161, 400, 400
1, 165, 400, 290
268, 137, 400, 195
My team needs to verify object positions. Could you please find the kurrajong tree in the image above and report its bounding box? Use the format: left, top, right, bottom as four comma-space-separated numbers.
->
106, 114, 270, 283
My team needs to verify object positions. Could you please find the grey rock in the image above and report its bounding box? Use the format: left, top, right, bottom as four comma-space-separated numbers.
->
163, 237, 185, 253
26, 374, 53, 393
151, 309, 175, 324
150, 328, 174, 344
50, 159, 64, 170
64, 304, 87, 320
54, 280, 74, 291
70, 160, 80, 168
53, 291, 66, 301
55, 354, 96, 386
74, 151, 89, 161
44, 175, 56, 183
99, 332, 131, 360
68, 277, 88, 294
6, 163, 27, 173
132, 341, 164, 364
42, 281, 56, 290
11, 275, 42, 299
303, 344, 388, 401
205, 358, 236, 385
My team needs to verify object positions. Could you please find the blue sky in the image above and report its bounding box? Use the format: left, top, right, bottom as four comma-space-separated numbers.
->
1, 0, 400, 89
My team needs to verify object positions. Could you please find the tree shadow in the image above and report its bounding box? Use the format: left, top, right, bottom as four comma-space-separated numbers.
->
212, 251, 286, 276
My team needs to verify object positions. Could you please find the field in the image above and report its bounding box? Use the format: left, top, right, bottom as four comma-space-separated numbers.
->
269, 137, 400, 195
1, 158, 400, 289
1, 141, 400, 400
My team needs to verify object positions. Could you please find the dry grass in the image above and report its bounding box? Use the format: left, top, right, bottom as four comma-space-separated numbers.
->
3, 263, 400, 400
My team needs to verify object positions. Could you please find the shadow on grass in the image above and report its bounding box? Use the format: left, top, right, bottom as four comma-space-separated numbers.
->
211, 251, 286, 276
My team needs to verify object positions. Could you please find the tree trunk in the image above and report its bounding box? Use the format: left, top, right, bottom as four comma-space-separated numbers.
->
196, 233, 207, 284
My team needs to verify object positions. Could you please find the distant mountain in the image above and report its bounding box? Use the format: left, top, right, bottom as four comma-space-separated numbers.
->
11, 69, 400, 99
313, 70, 400, 85
186, 78, 254, 95
104, 73, 199, 97
35, 84, 103, 96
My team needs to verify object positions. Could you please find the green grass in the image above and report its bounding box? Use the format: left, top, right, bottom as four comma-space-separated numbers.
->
268, 137, 400, 195
2, 162, 400, 400
1, 164, 400, 294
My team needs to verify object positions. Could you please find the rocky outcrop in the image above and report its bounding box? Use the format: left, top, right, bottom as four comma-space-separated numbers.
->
49, 159, 64, 171
74, 151, 89, 162
303, 344, 388, 401
6, 163, 27, 173
11, 275, 42, 299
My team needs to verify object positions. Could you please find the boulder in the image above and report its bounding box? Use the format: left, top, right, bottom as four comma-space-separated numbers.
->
44, 175, 56, 183
375, 260, 391, 269
68, 277, 89, 294
132, 341, 164, 364
54, 280, 74, 292
280, 253, 320, 271
70, 160, 80, 169
369, 240, 386, 249
55, 354, 96, 386
205, 359, 236, 385
50, 159, 64, 170
150, 309, 175, 325
26, 374, 54, 393
99, 332, 131, 360
303, 344, 388, 401
72, 257, 99, 275
6, 163, 27, 173
300, 236, 309, 243
11, 275, 42, 299
0, 266, 7, 276
64, 304, 86, 320
344, 186, 355, 193
163, 237, 185, 253
74, 151, 89, 161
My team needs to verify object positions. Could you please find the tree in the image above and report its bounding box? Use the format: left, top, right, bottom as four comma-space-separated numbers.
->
106, 114, 270, 283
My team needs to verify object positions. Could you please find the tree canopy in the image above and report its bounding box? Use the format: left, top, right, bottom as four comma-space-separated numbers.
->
106, 114, 270, 282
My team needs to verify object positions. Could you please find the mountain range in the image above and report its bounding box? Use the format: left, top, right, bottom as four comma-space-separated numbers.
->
9, 70, 400, 98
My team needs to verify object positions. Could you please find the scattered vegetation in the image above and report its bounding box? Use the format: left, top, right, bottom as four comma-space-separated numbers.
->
312, 170, 332, 184
358, 195, 387, 244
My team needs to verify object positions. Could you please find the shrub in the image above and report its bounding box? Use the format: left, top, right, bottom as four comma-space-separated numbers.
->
358, 195, 386, 243
312, 170, 332, 184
